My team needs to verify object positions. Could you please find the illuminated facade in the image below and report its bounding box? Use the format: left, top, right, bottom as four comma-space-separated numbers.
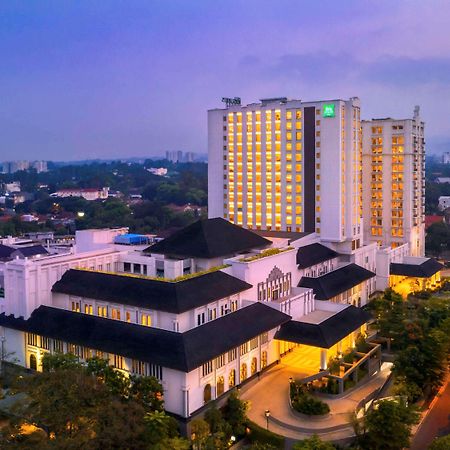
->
362, 107, 425, 256
208, 97, 363, 250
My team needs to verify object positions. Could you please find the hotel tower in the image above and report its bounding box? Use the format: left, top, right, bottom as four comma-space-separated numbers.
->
362, 107, 425, 256
208, 97, 363, 253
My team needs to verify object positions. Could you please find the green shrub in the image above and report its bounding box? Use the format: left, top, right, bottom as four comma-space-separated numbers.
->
246, 420, 285, 448
292, 395, 330, 415
291, 384, 330, 415
342, 351, 355, 364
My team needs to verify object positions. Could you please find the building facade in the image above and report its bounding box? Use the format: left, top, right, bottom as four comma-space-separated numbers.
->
208, 97, 363, 251
362, 107, 425, 256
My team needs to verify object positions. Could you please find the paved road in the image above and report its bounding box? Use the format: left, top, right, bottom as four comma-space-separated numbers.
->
411, 379, 450, 450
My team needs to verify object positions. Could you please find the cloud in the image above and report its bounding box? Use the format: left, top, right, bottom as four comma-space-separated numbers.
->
239, 51, 450, 88
363, 56, 450, 86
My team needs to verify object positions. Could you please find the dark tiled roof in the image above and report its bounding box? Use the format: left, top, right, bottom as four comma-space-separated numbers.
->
298, 263, 375, 300
0, 303, 290, 372
390, 258, 443, 278
16, 245, 49, 257
274, 306, 371, 348
0, 244, 48, 260
52, 269, 252, 314
0, 244, 15, 259
296, 243, 339, 269
144, 218, 271, 258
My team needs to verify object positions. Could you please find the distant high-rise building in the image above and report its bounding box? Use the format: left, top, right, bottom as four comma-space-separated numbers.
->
31, 161, 48, 173
362, 106, 425, 256
442, 152, 450, 164
2, 161, 30, 174
165, 150, 196, 163
2, 160, 47, 174
208, 96, 363, 252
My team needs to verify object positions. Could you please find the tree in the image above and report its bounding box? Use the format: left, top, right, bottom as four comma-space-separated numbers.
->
425, 222, 450, 256
222, 392, 248, 436
190, 419, 210, 450
0, 352, 181, 449
292, 434, 335, 449
362, 400, 419, 450
428, 434, 450, 450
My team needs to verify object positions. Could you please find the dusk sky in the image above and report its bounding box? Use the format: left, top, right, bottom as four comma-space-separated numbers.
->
1, 0, 450, 161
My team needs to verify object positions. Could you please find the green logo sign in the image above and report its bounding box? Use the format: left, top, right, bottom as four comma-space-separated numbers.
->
323, 103, 335, 118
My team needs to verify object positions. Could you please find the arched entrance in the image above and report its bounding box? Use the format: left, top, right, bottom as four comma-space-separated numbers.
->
203, 383, 212, 404
29, 354, 37, 371
216, 376, 225, 396
240, 363, 247, 382
251, 357, 258, 375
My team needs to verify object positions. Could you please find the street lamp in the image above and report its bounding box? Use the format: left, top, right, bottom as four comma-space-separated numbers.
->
264, 409, 270, 430
289, 376, 293, 384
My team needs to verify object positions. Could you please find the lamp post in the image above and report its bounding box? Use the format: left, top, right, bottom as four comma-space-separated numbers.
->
264, 409, 270, 430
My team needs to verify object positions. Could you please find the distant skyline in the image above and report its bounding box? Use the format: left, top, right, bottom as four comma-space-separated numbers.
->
1, 0, 450, 160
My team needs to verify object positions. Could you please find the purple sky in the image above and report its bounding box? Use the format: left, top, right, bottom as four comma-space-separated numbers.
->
1, 0, 450, 160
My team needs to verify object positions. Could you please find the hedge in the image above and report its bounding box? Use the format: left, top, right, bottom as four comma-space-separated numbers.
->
246, 420, 285, 448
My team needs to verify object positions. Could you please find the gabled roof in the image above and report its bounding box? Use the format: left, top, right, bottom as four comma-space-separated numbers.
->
0, 303, 290, 372
296, 243, 339, 269
274, 306, 371, 349
144, 218, 271, 258
298, 263, 375, 300
52, 269, 252, 314
390, 258, 443, 278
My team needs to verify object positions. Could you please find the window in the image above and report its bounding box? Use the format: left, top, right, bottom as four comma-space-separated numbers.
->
111, 308, 121, 320
249, 337, 258, 351
261, 351, 268, 369
125, 311, 132, 323
240, 363, 248, 382
229, 369, 236, 388
71, 301, 80, 312
202, 360, 213, 377
208, 308, 217, 321
41, 336, 50, 350
240, 342, 248, 356
216, 376, 225, 397
215, 353, 226, 369
251, 357, 258, 375
231, 300, 238, 312
197, 312, 205, 326
260, 332, 269, 344
124, 262, 131, 272
53, 339, 64, 353
228, 348, 237, 362
204, 384, 212, 404
132, 360, 147, 376
113, 355, 124, 370
27, 333, 38, 347
141, 314, 152, 327
84, 304, 93, 315
97, 306, 108, 318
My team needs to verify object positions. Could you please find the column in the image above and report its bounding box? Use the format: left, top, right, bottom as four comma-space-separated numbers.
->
320, 349, 327, 371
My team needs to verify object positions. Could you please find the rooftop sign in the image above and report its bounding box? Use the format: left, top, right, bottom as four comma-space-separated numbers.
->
222, 97, 241, 107
322, 103, 335, 118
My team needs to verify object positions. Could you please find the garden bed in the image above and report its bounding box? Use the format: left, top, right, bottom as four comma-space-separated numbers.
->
289, 382, 330, 416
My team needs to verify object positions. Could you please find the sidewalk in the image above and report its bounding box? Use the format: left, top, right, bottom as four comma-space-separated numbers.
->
241, 361, 392, 441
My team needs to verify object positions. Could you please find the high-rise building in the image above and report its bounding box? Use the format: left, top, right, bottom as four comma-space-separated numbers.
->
362, 107, 425, 256
442, 152, 450, 164
31, 160, 48, 173
208, 97, 363, 252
